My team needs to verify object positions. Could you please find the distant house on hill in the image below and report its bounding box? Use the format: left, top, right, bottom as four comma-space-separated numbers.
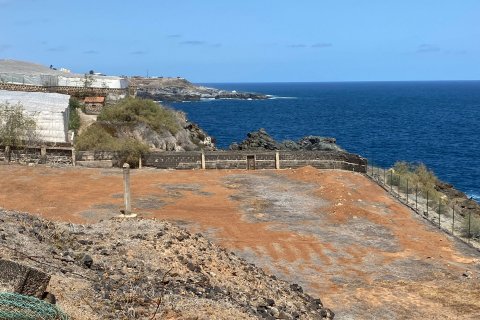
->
0, 90, 70, 144
84, 96, 105, 114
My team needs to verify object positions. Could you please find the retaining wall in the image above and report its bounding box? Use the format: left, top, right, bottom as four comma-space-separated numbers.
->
0, 145, 74, 165
0, 83, 128, 98
2, 147, 367, 172
144, 151, 367, 172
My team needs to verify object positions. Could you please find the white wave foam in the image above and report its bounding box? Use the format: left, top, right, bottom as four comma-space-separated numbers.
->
467, 193, 480, 202
268, 96, 297, 100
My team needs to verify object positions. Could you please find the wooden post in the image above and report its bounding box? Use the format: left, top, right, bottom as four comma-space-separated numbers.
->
138, 156, 142, 169
275, 151, 280, 170
123, 163, 131, 214
201, 151, 206, 170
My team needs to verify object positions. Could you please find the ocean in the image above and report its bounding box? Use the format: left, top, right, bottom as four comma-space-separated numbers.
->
169, 81, 480, 201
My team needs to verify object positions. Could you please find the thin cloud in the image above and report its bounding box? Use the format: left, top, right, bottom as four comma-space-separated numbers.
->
416, 44, 440, 53
0, 44, 11, 52
180, 40, 206, 46
312, 42, 332, 48
47, 46, 67, 52
210, 43, 222, 48
287, 44, 307, 48
167, 34, 182, 38
131, 50, 147, 55
445, 49, 467, 55
83, 50, 99, 55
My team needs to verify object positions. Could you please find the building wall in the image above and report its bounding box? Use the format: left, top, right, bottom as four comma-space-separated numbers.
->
57, 76, 129, 89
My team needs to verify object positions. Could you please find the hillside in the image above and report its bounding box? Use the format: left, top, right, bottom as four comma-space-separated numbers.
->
0, 166, 479, 319
0, 209, 334, 320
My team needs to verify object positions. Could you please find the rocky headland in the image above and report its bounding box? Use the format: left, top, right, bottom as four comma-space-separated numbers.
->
229, 128, 344, 152
133, 77, 269, 102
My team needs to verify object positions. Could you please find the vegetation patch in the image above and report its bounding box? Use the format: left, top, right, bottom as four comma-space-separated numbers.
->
98, 97, 180, 134
0, 102, 37, 147
68, 98, 81, 131
75, 97, 183, 167
388, 161, 444, 205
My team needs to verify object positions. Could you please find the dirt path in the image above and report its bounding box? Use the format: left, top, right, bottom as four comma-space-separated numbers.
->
0, 165, 479, 319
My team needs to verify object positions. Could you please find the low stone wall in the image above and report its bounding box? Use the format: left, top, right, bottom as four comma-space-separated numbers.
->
145, 150, 367, 172
3, 148, 367, 172
144, 152, 202, 169
1, 145, 73, 165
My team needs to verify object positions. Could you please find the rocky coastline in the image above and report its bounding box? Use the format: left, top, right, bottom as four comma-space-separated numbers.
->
133, 77, 269, 102
229, 128, 344, 152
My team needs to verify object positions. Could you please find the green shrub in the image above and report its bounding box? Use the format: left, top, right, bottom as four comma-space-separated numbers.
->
0, 103, 37, 147
98, 97, 180, 134
68, 98, 81, 131
75, 123, 149, 167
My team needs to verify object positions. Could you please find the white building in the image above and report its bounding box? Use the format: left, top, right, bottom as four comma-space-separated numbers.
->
0, 59, 129, 89
0, 90, 70, 143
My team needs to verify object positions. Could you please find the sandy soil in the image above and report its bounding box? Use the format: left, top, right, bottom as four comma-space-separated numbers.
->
0, 165, 479, 319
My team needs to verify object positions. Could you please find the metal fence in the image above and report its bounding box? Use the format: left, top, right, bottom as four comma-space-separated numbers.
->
365, 160, 480, 251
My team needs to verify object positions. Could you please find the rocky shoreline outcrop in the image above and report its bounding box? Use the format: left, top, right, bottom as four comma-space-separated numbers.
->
229, 128, 344, 152
0, 209, 334, 319
133, 77, 269, 102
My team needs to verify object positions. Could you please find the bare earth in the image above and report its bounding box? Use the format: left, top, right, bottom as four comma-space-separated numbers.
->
0, 165, 479, 319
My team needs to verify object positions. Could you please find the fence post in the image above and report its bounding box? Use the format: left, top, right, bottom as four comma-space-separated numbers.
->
390, 171, 393, 192
438, 200, 441, 228
123, 163, 132, 215
406, 179, 409, 204
201, 151, 206, 170
426, 191, 429, 217
398, 175, 401, 198
452, 205, 455, 235
415, 184, 418, 212
383, 168, 386, 185
71, 147, 76, 167
5, 145, 10, 164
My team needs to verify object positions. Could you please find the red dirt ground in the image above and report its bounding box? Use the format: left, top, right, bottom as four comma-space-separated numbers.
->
0, 165, 479, 319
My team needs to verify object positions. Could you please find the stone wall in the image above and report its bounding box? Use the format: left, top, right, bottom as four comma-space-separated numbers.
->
144, 152, 202, 169
145, 150, 367, 172
1, 145, 73, 165
0, 82, 128, 98
2, 147, 367, 172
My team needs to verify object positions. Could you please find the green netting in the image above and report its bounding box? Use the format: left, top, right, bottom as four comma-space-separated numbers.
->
0, 292, 69, 320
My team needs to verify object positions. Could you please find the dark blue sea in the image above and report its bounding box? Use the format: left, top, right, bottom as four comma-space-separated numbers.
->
169, 82, 480, 201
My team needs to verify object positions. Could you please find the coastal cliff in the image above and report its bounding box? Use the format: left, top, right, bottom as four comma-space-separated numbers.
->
133, 77, 269, 102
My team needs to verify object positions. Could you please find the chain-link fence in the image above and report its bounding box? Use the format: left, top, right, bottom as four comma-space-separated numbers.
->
365, 159, 480, 250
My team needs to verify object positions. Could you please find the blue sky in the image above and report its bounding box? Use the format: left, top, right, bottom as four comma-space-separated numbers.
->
0, 0, 479, 82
